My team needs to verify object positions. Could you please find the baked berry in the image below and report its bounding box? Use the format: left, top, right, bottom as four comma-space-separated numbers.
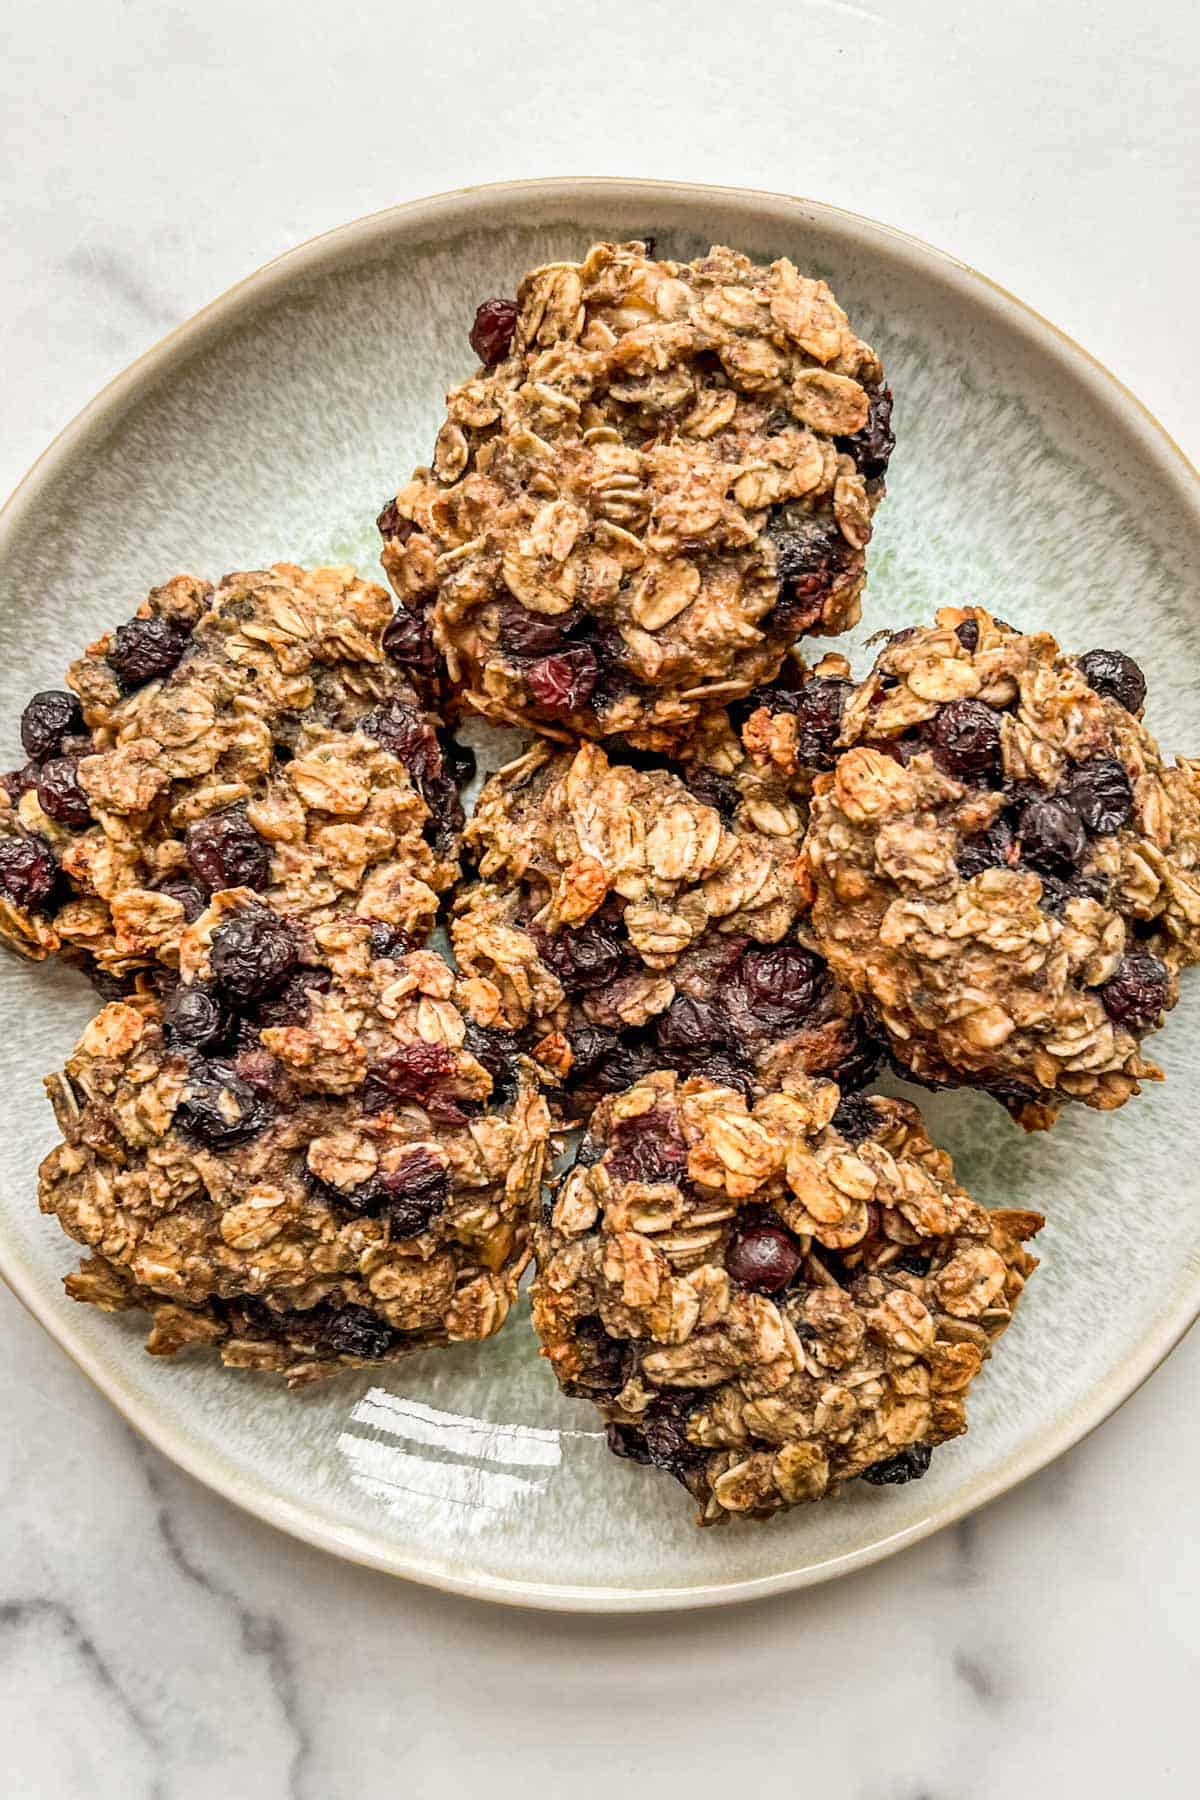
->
1077, 648, 1147, 714
107, 616, 190, 689
20, 690, 84, 762
469, 297, 519, 367
366, 919, 417, 961
249, 965, 331, 1028
1065, 757, 1133, 837
831, 1091, 880, 1146
1, 762, 40, 804
162, 982, 229, 1052
932, 699, 1002, 780
175, 1060, 269, 1146
379, 1148, 450, 1237
607, 1109, 689, 1186
533, 915, 625, 993
368, 1040, 458, 1104
360, 698, 443, 794
893, 1249, 933, 1276
381, 607, 437, 676
655, 994, 725, 1051
438, 730, 476, 791
1099, 953, 1170, 1031
209, 908, 299, 1006
1016, 796, 1086, 875
836, 385, 895, 482
186, 806, 271, 894
566, 1314, 633, 1398
725, 1215, 802, 1292
155, 875, 206, 922
861, 1443, 933, 1485
682, 768, 740, 824
36, 757, 91, 829
496, 603, 579, 658
566, 1026, 655, 1096
956, 816, 1015, 879
767, 517, 846, 633
734, 944, 822, 1028
376, 498, 414, 542
525, 648, 598, 713
317, 1304, 394, 1360
0, 833, 58, 910
954, 618, 980, 653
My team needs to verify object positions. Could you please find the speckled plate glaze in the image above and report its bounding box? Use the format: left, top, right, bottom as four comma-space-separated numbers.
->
2, 179, 1198, 1612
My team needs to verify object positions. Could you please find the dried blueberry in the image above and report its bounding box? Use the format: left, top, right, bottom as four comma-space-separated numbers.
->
564, 1315, 634, 1398
360, 698, 441, 786
1016, 796, 1086, 875
793, 677, 854, 770
607, 1109, 689, 1186
525, 648, 598, 714
681, 768, 740, 824
655, 994, 725, 1052
0, 833, 58, 911
175, 1060, 269, 1146
932, 699, 1002, 781
725, 1215, 802, 1292
956, 816, 1015, 880
767, 516, 847, 634
376, 498, 414, 543
249, 965, 332, 1028
36, 757, 91, 829
496, 603, 578, 658
732, 944, 822, 1029
381, 606, 437, 676
1100, 953, 1170, 1031
1065, 757, 1133, 838
366, 919, 416, 961
831, 1091, 880, 1146
566, 1026, 655, 1097
469, 297, 518, 367
368, 1040, 458, 1105
209, 909, 299, 1006
1, 762, 40, 804
317, 1304, 394, 1360
155, 875, 206, 922
861, 1443, 933, 1486
107, 616, 190, 689
20, 690, 84, 762
954, 618, 980, 653
379, 1148, 451, 1237
186, 807, 271, 895
533, 916, 625, 993
162, 982, 229, 1052
1077, 648, 1146, 714
836, 385, 895, 482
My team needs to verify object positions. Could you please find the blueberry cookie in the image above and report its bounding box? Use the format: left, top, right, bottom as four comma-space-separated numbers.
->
39, 916, 550, 1381
532, 1069, 1041, 1522
378, 240, 891, 748
0, 565, 466, 978
451, 736, 877, 1115
800, 607, 1200, 1125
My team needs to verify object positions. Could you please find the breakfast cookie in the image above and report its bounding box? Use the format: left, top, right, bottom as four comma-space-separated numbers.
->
531, 1068, 1041, 1523
39, 913, 550, 1381
378, 239, 891, 747
0, 565, 468, 979
451, 735, 878, 1115
799, 607, 1200, 1126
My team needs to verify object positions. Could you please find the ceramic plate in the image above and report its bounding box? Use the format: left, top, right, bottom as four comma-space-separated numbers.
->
2, 179, 1198, 1611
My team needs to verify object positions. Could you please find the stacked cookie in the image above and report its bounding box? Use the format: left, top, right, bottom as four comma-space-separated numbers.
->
6, 239, 1196, 1523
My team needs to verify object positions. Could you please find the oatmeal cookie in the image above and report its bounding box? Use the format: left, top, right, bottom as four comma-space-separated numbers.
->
378, 240, 891, 747
451, 736, 878, 1115
532, 1068, 1041, 1523
38, 910, 551, 1382
0, 565, 466, 978
801, 607, 1200, 1125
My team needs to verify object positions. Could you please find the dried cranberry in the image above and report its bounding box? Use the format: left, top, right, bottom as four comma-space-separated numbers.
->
932, 699, 1002, 781
376, 498, 414, 542
369, 1040, 458, 1105
725, 1214, 802, 1292
656, 995, 725, 1051
107, 616, 190, 689
525, 648, 598, 714
379, 1149, 451, 1237
2, 762, 40, 803
957, 816, 1015, 880
861, 1443, 933, 1486
831, 1091, 880, 1146
732, 944, 822, 1029
20, 690, 84, 762
162, 982, 229, 1052
607, 1109, 688, 1186
186, 807, 271, 895
1065, 757, 1133, 837
175, 1060, 269, 1146
496, 603, 579, 658
566, 1027, 656, 1098
533, 915, 625, 993
360, 701, 453, 845
1016, 796, 1086, 875
209, 909, 299, 1006
317, 1305, 394, 1360
155, 875, 206, 922
954, 618, 980, 653
249, 965, 331, 1028
1077, 648, 1146, 714
767, 516, 847, 633
0, 833, 58, 911
836, 386, 895, 482
469, 297, 519, 367
1100, 953, 1170, 1031
381, 607, 437, 675
37, 757, 91, 829
788, 677, 854, 770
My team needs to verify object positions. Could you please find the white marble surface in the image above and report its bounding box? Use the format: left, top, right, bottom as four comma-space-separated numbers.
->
2, 1, 1198, 1793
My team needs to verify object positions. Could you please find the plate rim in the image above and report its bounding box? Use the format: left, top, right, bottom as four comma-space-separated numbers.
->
2, 175, 1198, 1613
